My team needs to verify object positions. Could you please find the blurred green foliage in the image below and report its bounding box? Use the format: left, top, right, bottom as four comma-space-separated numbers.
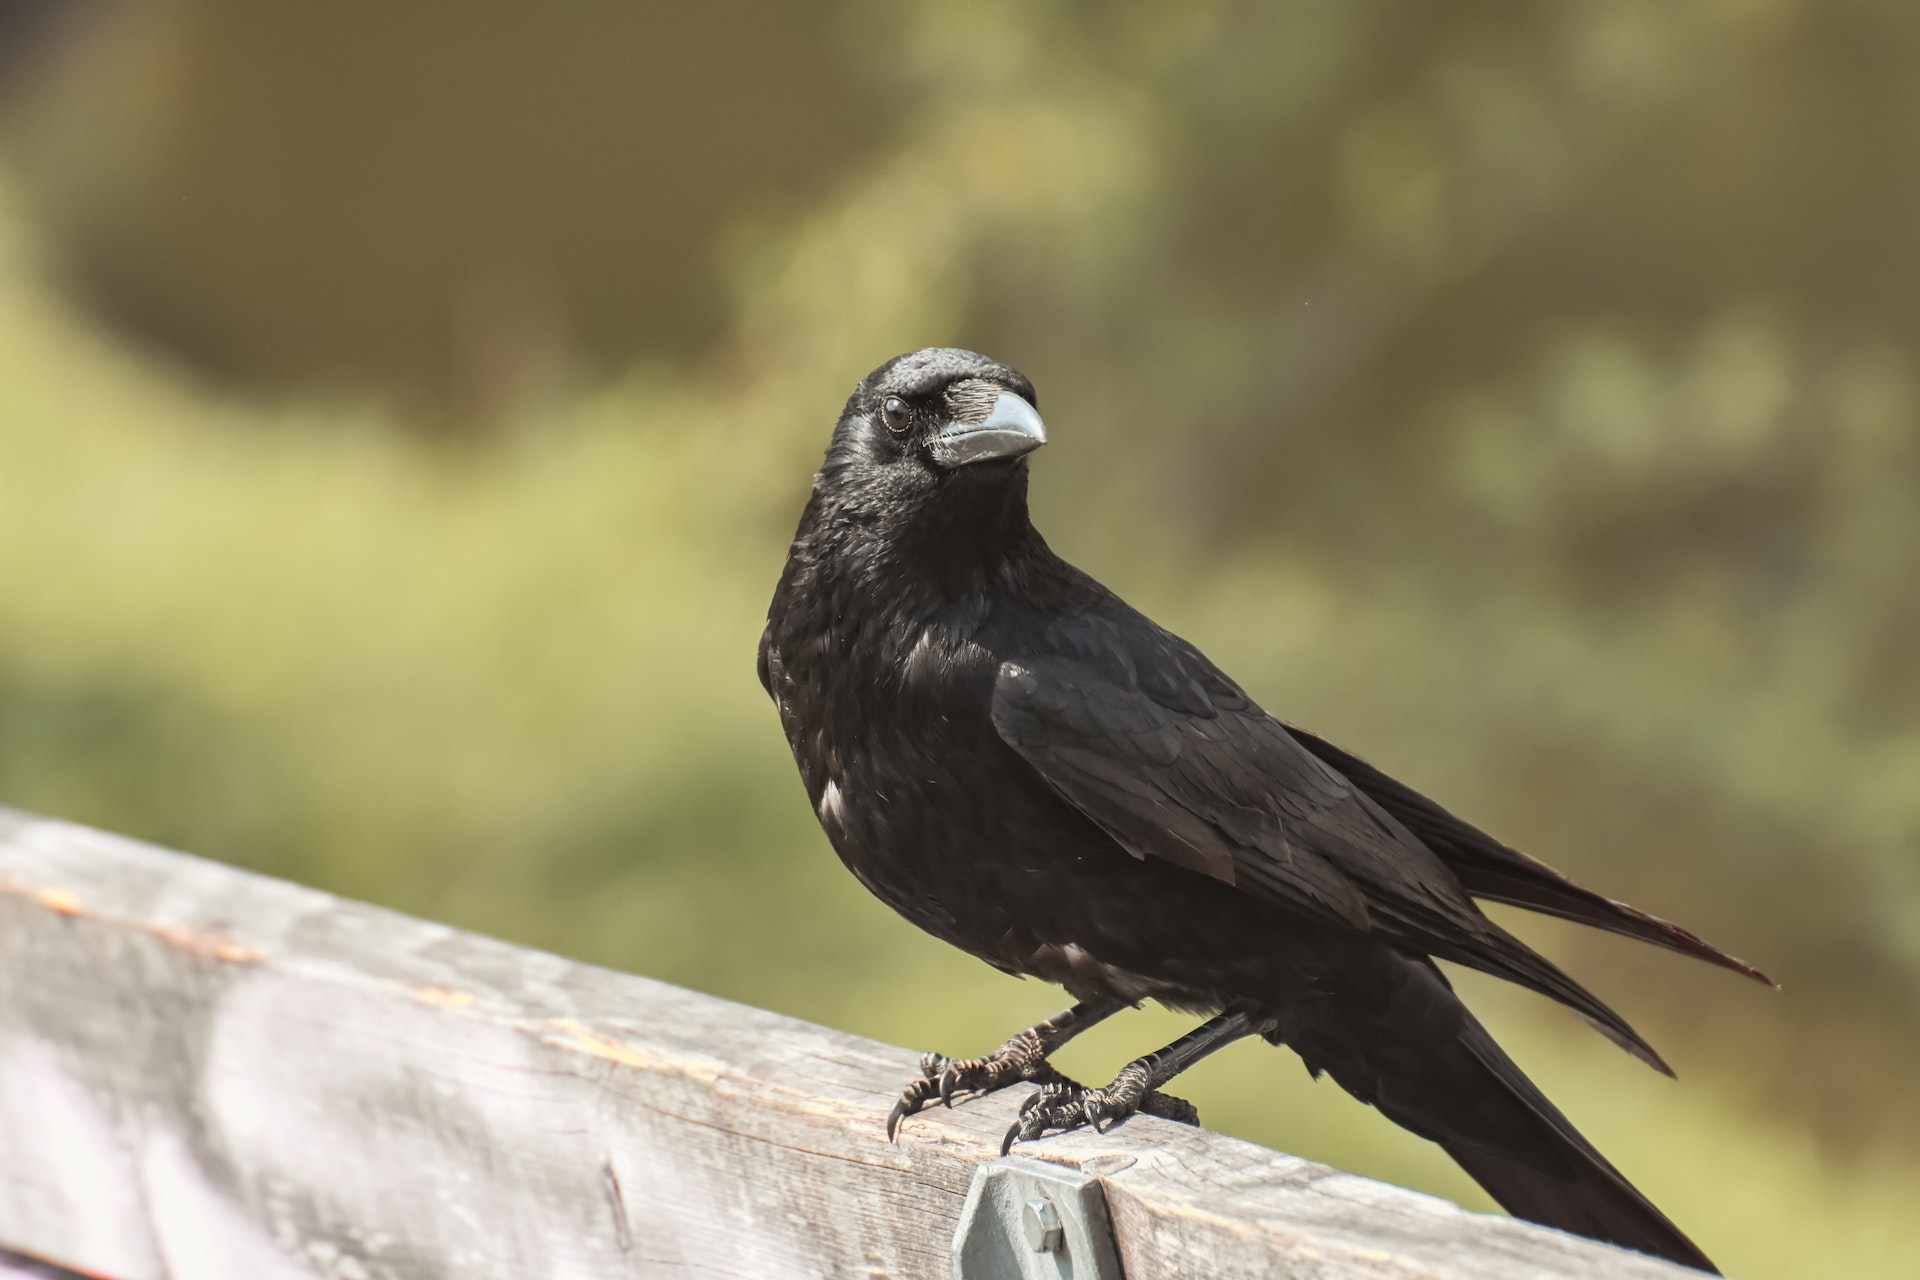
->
2, 1, 1919, 1274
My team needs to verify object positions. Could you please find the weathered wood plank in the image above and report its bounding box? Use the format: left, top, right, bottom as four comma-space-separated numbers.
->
0, 808, 1701, 1279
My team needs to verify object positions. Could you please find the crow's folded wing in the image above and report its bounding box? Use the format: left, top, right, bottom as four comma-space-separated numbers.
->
989, 649, 1478, 940
989, 636, 1672, 1072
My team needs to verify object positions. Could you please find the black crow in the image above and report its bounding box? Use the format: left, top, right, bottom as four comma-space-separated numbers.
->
759, 348, 1768, 1273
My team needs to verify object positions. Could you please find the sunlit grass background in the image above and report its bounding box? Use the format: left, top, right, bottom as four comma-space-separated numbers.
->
3, 2, 1918, 1274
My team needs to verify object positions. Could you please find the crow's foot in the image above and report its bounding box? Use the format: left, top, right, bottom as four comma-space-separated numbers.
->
998, 1011, 1256, 1153
887, 1035, 1071, 1141
1000, 1065, 1200, 1155
883, 1000, 1131, 1141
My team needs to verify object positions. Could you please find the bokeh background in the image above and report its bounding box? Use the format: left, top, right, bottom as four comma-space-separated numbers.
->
2, 1, 1917, 1272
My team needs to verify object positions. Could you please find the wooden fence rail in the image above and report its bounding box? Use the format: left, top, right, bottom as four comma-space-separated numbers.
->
0, 807, 1699, 1279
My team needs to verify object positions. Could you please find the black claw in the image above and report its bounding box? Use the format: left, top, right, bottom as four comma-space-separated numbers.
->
939, 1065, 962, 1107
888, 1075, 939, 1141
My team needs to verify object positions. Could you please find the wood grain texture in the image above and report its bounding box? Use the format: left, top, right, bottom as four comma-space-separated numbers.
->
0, 808, 1702, 1280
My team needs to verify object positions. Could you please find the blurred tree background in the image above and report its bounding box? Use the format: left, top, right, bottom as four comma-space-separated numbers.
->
2, 0, 1917, 1272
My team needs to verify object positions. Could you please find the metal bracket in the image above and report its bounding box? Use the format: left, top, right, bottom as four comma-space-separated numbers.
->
951, 1157, 1124, 1280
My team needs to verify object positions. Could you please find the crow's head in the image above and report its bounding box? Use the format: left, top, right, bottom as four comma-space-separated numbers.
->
822, 348, 1045, 491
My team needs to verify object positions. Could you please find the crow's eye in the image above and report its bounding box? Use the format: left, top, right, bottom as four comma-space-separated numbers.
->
881, 397, 910, 432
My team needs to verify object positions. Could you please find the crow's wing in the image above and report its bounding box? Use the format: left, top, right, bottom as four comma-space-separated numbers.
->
991, 651, 1454, 936
1285, 726, 1772, 985
989, 622, 1671, 1072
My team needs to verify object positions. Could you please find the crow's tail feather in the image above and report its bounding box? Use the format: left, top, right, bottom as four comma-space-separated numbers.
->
1434, 1022, 1715, 1273
1295, 961, 1717, 1274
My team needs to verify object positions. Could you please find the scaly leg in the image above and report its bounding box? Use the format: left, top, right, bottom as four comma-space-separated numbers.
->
887, 998, 1125, 1140
1002, 1010, 1261, 1154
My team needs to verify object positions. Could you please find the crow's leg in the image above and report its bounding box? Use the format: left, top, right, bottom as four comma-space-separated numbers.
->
887, 997, 1126, 1140
1003, 1010, 1260, 1154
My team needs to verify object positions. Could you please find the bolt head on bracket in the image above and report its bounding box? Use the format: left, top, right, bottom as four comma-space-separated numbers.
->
952, 1157, 1124, 1280
1022, 1197, 1063, 1253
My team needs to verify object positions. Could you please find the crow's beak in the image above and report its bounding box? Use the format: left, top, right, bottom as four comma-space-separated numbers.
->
929, 392, 1047, 467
